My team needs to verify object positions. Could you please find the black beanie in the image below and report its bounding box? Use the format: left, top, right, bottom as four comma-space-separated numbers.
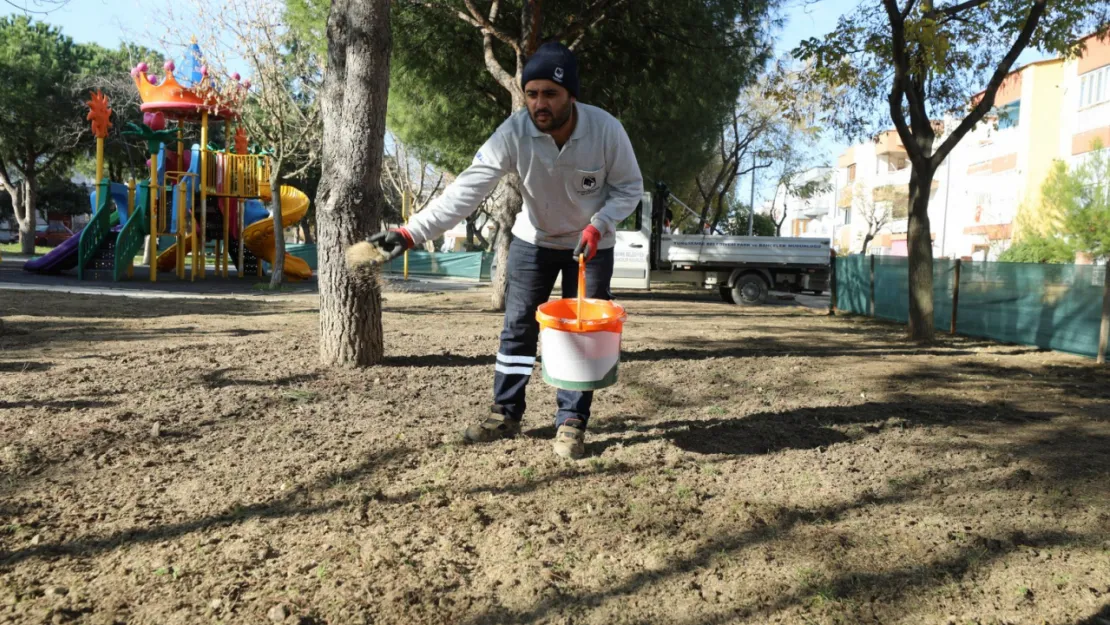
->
521, 41, 579, 97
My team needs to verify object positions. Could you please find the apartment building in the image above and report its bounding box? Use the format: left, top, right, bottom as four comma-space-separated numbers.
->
774, 167, 836, 238
799, 33, 1110, 260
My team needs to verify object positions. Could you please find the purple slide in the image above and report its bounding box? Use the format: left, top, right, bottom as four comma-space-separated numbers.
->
23, 228, 83, 274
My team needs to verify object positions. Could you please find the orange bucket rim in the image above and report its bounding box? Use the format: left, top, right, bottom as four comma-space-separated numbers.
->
536, 298, 627, 332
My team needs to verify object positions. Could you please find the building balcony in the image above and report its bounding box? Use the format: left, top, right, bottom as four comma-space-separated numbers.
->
874, 167, 911, 187
837, 187, 853, 209
802, 204, 830, 218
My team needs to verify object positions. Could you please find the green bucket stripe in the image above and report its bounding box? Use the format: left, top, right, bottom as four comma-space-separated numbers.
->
541, 362, 619, 391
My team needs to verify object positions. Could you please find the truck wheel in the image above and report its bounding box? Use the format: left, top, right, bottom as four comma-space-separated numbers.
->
719, 286, 735, 304
731, 274, 768, 306
811, 290, 824, 296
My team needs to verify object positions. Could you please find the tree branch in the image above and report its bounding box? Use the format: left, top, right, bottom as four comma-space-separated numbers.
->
558, 0, 625, 47
927, 0, 991, 19
933, 0, 1047, 166
900, 0, 918, 20
882, 0, 923, 165
461, 0, 522, 55
481, 28, 518, 94
0, 154, 17, 196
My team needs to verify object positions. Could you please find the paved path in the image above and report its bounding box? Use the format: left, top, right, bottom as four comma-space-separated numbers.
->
0, 257, 483, 300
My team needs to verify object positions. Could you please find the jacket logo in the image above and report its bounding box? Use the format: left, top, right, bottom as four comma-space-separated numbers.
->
582, 175, 596, 190
554, 67, 564, 82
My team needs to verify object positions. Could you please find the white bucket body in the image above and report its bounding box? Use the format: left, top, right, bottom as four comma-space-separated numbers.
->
539, 328, 621, 391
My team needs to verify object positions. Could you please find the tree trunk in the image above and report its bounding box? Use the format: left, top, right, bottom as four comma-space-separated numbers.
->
300, 219, 315, 244
316, 0, 392, 367
488, 84, 528, 311
16, 177, 37, 255
859, 231, 874, 255
907, 164, 936, 342
489, 174, 522, 310
269, 165, 286, 287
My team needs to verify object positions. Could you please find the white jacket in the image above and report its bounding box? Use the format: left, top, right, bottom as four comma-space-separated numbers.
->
404, 103, 644, 250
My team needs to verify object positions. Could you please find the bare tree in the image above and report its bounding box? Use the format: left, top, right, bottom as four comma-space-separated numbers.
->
381, 131, 445, 216
381, 131, 446, 257
695, 61, 822, 235
766, 162, 830, 237
853, 182, 891, 254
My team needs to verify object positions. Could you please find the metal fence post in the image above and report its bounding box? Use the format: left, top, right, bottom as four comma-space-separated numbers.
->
1098, 264, 1109, 364
869, 254, 876, 317
829, 250, 838, 316
950, 259, 962, 335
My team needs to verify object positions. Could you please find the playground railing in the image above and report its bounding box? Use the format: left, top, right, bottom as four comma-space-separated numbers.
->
158, 171, 199, 235
203, 151, 271, 199
114, 182, 150, 281
77, 179, 115, 280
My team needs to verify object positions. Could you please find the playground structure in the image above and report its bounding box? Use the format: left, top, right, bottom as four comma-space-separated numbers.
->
24, 42, 311, 282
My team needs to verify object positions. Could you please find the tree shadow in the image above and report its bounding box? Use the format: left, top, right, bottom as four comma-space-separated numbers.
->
0, 361, 52, 373
383, 353, 496, 368
1070, 603, 1110, 625
459, 469, 1090, 625
0, 398, 118, 410
0, 444, 413, 567
200, 367, 321, 389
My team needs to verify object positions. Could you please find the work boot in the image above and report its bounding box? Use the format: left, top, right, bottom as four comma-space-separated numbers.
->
463, 413, 521, 443
552, 419, 586, 460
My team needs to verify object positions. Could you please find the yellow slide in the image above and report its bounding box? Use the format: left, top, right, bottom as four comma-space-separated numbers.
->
241, 185, 313, 281
156, 186, 312, 280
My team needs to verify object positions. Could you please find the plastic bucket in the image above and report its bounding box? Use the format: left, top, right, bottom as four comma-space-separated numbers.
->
536, 292, 627, 391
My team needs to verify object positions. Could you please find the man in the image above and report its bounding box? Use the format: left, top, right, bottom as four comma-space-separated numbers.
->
371, 41, 643, 459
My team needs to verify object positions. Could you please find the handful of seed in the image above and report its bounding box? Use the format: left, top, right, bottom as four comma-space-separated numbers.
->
345, 241, 389, 271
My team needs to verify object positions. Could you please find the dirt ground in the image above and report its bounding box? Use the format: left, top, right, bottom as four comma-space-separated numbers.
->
1, 284, 1108, 625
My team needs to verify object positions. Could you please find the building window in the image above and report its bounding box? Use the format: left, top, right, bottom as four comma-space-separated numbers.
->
996, 100, 1020, 129
1080, 65, 1110, 109
846, 164, 856, 182
844, 207, 852, 225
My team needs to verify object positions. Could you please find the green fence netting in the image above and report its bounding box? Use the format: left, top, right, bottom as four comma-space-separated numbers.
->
957, 262, 1104, 358
835, 255, 1107, 359
285, 243, 317, 270
285, 244, 493, 281
835, 255, 870, 316
871, 256, 956, 329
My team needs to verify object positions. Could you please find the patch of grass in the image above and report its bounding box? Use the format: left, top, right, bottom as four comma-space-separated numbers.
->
519, 467, 536, 481
706, 405, 727, 416
0, 243, 51, 255
796, 567, 838, 605
630, 474, 649, 488
675, 485, 695, 500
153, 566, 181, 580
587, 458, 607, 472
315, 563, 329, 580
521, 541, 534, 559
282, 389, 317, 402
1053, 574, 1071, 589
700, 463, 721, 476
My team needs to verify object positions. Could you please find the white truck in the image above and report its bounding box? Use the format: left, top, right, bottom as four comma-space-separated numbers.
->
610, 192, 831, 305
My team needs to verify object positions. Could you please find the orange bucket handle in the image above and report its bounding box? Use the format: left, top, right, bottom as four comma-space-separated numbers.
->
577, 254, 586, 330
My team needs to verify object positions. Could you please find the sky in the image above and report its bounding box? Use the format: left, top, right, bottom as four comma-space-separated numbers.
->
21, 0, 1054, 208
